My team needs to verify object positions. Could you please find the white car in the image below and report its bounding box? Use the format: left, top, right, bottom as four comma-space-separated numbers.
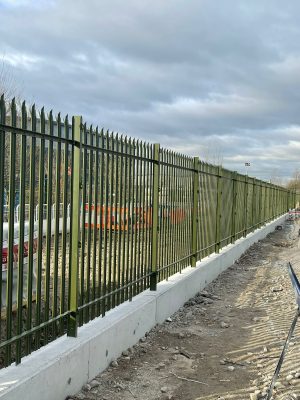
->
2, 222, 38, 308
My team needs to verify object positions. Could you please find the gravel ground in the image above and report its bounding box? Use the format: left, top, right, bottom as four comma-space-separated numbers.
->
69, 218, 300, 400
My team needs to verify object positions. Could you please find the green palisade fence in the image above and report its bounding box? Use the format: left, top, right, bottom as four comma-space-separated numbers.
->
0, 95, 298, 367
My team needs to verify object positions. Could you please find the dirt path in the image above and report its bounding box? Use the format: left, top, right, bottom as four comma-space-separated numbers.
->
70, 219, 300, 400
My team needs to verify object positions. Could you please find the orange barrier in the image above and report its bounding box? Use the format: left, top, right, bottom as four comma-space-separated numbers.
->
84, 204, 186, 231
84, 205, 152, 231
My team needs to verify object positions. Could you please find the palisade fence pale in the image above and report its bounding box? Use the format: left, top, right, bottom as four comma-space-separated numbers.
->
0, 95, 298, 367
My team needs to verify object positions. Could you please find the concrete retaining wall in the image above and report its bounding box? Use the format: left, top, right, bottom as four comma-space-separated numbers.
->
0, 214, 287, 400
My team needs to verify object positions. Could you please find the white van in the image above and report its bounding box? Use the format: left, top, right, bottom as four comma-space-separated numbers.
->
2, 222, 38, 308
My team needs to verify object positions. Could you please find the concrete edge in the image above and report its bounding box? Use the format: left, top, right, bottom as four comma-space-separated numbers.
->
0, 214, 287, 400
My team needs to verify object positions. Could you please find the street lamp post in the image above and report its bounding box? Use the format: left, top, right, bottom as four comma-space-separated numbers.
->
245, 162, 250, 176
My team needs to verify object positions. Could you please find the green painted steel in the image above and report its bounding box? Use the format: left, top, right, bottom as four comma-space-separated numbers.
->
35, 107, 45, 351
26, 104, 36, 355
15, 102, 27, 364
191, 157, 199, 267
0, 96, 296, 367
215, 166, 222, 253
150, 143, 160, 290
52, 113, 62, 340
231, 172, 237, 243
5, 98, 17, 366
68, 116, 82, 337
0, 96, 5, 354
243, 175, 248, 237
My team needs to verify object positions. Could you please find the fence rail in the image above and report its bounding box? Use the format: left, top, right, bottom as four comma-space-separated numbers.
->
0, 95, 299, 367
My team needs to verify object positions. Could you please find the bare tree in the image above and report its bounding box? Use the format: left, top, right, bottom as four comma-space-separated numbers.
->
286, 169, 300, 191
269, 168, 284, 186
0, 56, 24, 204
202, 140, 223, 166
0, 56, 23, 103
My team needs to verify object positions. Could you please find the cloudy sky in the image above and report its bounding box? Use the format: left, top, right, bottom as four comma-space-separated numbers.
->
0, 0, 300, 182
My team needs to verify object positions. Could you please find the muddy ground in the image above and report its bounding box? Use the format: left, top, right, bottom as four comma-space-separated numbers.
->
70, 218, 300, 400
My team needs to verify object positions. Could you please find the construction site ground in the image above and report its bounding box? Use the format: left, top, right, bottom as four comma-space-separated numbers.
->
70, 218, 300, 400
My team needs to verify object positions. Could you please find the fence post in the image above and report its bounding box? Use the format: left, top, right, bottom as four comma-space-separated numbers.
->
271, 187, 274, 219
243, 175, 248, 237
231, 171, 237, 243
68, 116, 82, 337
215, 166, 222, 253
276, 187, 278, 216
269, 184, 272, 221
264, 184, 268, 223
150, 143, 160, 291
278, 188, 281, 215
274, 187, 276, 217
244, 175, 248, 237
252, 178, 256, 232
191, 157, 199, 267
199, 161, 206, 260
257, 181, 260, 226
276, 187, 278, 217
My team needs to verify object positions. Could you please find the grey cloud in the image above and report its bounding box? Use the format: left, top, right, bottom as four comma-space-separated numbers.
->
0, 0, 300, 181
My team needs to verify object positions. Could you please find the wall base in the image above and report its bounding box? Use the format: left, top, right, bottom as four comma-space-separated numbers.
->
0, 214, 287, 400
